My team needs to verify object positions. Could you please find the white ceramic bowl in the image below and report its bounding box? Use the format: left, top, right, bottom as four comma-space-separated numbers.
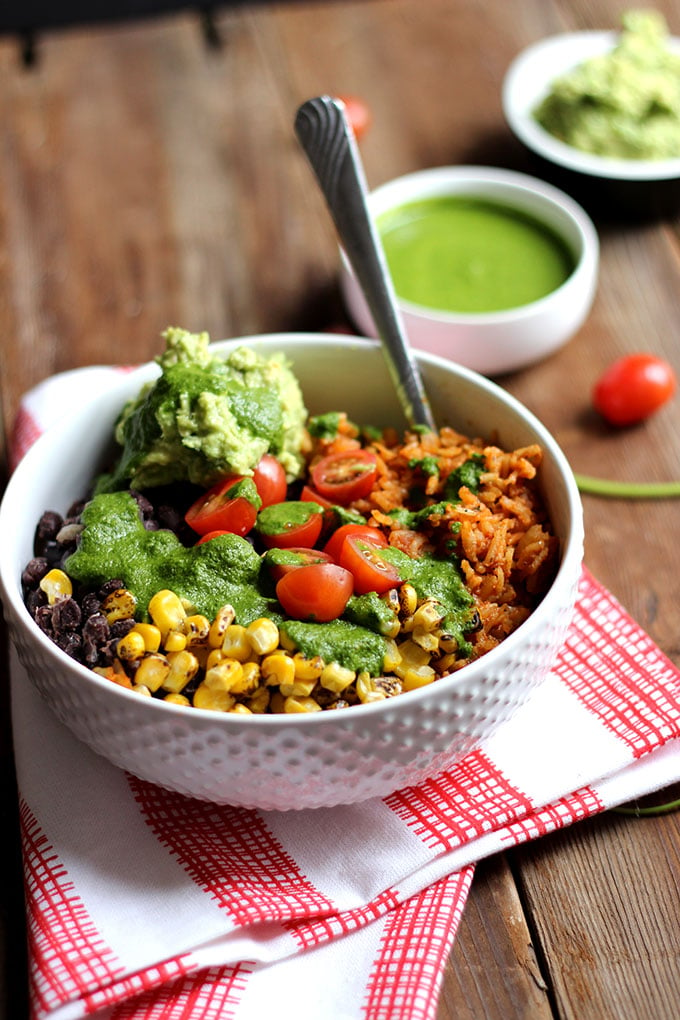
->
0, 334, 584, 811
502, 32, 680, 216
339, 166, 599, 377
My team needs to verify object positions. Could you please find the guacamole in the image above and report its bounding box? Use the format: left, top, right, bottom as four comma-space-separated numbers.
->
534, 9, 680, 159
97, 327, 308, 491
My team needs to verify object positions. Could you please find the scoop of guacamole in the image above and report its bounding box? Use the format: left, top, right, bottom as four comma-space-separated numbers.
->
534, 9, 680, 159
97, 327, 307, 491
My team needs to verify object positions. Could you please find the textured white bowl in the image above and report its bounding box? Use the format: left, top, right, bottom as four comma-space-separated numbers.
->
0, 334, 584, 811
502, 32, 680, 215
339, 166, 599, 376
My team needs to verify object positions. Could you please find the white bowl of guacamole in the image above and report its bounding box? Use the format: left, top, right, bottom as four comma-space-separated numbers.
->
502, 11, 680, 213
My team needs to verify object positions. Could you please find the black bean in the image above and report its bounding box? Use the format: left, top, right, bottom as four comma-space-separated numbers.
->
55, 631, 82, 658
25, 588, 47, 617
34, 605, 54, 636
99, 579, 125, 598
21, 557, 49, 590
35, 510, 63, 544
110, 618, 135, 639
81, 592, 102, 619
52, 596, 82, 632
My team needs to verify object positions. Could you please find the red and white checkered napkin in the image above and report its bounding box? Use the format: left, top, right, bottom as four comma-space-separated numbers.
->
9, 368, 680, 1020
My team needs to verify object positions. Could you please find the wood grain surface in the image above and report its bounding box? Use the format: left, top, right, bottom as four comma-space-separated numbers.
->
1, 1, 679, 1017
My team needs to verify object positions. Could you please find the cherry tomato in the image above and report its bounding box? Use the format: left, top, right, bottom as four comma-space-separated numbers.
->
310, 450, 379, 505
593, 353, 677, 426
339, 535, 401, 595
266, 547, 335, 581
323, 523, 387, 562
252, 454, 287, 507
256, 501, 324, 549
336, 94, 372, 140
185, 477, 258, 536
195, 530, 231, 545
276, 563, 354, 622
300, 484, 335, 510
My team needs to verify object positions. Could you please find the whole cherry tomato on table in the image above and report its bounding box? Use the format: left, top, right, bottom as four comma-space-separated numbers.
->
335, 94, 372, 140
593, 353, 677, 426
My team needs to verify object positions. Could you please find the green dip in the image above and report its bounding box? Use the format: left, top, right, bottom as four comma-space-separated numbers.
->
534, 9, 680, 159
378, 196, 574, 313
98, 327, 308, 492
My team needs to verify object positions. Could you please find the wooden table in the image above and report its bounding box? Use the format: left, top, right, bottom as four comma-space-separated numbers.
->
1, 1, 679, 1016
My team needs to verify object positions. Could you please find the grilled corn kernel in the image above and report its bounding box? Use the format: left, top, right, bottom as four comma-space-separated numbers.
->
411, 626, 440, 653
382, 587, 400, 614
221, 624, 251, 662
193, 683, 235, 712
208, 604, 236, 648
292, 653, 324, 682
204, 659, 244, 693
247, 687, 271, 713
434, 652, 459, 675
438, 633, 459, 654
164, 629, 187, 653
163, 649, 199, 693
102, 587, 137, 623
240, 661, 262, 693
280, 677, 317, 698
246, 617, 280, 655
185, 614, 211, 646
164, 692, 191, 706
283, 695, 323, 714
395, 637, 430, 670
398, 583, 418, 617
319, 662, 355, 693
356, 672, 386, 703
269, 691, 287, 713
413, 600, 445, 631
148, 589, 186, 637
230, 703, 253, 715
134, 652, 171, 692
278, 629, 297, 652
116, 630, 147, 661
262, 652, 296, 687
132, 622, 162, 653
39, 568, 72, 605
382, 639, 402, 672
401, 664, 436, 691
132, 683, 153, 697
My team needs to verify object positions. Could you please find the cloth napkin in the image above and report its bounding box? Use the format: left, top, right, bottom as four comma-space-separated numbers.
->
7, 365, 680, 1020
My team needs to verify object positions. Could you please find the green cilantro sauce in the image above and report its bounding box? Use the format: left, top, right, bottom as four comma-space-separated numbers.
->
378, 196, 574, 314
255, 500, 324, 537
65, 491, 477, 675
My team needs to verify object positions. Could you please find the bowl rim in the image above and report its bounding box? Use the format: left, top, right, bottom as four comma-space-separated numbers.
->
0, 332, 584, 729
502, 29, 680, 182
342, 164, 599, 324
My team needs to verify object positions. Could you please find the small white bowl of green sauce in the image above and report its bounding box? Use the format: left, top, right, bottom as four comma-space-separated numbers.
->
339, 165, 599, 376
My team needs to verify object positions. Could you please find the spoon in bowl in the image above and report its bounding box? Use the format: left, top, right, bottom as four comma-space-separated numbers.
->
294, 95, 436, 431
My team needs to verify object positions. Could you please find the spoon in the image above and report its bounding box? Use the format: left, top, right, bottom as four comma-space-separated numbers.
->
294, 95, 436, 431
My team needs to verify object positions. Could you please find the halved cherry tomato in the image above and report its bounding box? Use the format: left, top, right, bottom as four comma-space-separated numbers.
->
256, 501, 324, 549
593, 353, 677, 426
195, 530, 231, 545
300, 484, 335, 510
252, 454, 288, 507
276, 563, 354, 622
336, 94, 372, 141
265, 546, 335, 581
323, 523, 387, 562
185, 477, 259, 537
310, 450, 379, 505
339, 535, 401, 595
